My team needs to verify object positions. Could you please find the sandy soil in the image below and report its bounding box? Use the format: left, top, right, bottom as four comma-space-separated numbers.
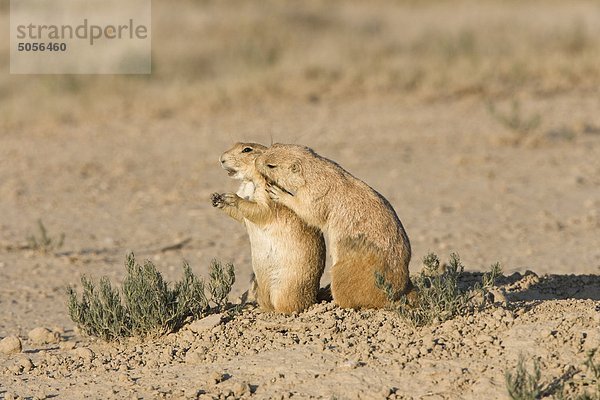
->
1, 1, 599, 398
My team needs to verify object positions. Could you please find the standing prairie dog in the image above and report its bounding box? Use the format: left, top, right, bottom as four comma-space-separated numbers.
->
255, 143, 415, 309
211, 142, 326, 314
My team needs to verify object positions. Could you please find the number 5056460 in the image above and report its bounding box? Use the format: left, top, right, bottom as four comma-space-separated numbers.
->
17, 42, 67, 52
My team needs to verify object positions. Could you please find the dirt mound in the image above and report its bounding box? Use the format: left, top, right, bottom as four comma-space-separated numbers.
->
2, 283, 599, 399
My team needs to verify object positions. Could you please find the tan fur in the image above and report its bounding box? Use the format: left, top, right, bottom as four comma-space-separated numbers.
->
211, 142, 326, 314
256, 143, 415, 309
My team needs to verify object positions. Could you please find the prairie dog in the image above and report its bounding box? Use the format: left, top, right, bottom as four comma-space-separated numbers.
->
255, 143, 415, 309
211, 142, 326, 314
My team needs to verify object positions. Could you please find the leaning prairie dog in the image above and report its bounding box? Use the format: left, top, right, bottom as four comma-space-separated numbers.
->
256, 143, 416, 309
211, 142, 326, 314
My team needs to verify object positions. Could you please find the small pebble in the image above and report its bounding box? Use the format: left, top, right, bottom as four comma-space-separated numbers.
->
72, 347, 95, 362
209, 371, 224, 384
8, 364, 21, 374
340, 359, 360, 370
232, 381, 250, 397
4, 392, 17, 400
379, 387, 393, 398
18, 357, 34, 372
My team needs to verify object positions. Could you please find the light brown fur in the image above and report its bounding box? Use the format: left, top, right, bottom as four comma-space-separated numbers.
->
255, 143, 415, 309
211, 142, 326, 314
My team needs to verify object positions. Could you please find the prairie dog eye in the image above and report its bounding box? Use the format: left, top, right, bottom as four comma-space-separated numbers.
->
241, 147, 253, 153
267, 164, 277, 169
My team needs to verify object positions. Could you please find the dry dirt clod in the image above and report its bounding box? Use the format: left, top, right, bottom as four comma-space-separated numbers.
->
179, 330, 195, 343
210, 371, 224, 384
18, 356, 34, 372
184, 349, 204, 365
188, 314, 223, 333
59, 341, 76, 351
476, 334, 494, 344
28, 327, 59, 345
72, 347, 95, 362
8, 364, 22, 375
232, 382, 251, 397
409, 347, 421, 358
0, 335, 22, 354
379, 387, 393, 398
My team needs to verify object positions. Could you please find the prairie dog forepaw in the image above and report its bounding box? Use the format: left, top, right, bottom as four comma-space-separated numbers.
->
211, 192, 225, 208
221, 192, 240, 206
266, 183, 283, 201
211, 192, 239, 208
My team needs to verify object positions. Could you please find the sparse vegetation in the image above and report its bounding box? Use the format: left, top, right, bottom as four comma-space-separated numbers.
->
377, 252, 502, 327
487, 101, 541, 141
584, 348, 600, 385
505, 355, 543, 400
562, 348, 600, 400
5, 1, 600, 133
26, 219, 65, 253
207, 260, 236, 310
67, 253, 235, 341
545, 126, 577, 142
506, 349, 600, 400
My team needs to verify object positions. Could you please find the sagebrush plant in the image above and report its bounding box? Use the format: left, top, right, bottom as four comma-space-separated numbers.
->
27, 219, 65, 252
505, 355, 543, 400
561, 348, 600, 400
506, 349, 600, 400
67, 276, 129, 340
376, 252, 502, 327
67, 253, 235, 341
208, 259, 236, 310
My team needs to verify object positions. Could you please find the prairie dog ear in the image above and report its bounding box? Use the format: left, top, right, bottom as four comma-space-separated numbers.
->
290, 162, 301, 173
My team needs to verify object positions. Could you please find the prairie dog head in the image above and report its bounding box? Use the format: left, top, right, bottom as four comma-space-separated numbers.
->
220, 142, 268, 181
255, 143, 313, 195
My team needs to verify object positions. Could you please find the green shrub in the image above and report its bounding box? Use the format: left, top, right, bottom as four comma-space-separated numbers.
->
67, 276, 130, 340
563, 348, 600, 400
376, 252, 502, 327
505, 355, 543, 400
507, 349, 599, 400
67, 253, 234, 341
27, 219, 65, 252
207, 259, 235, 310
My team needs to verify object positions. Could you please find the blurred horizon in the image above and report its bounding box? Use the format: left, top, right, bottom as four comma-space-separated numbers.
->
2, 0, 600, 134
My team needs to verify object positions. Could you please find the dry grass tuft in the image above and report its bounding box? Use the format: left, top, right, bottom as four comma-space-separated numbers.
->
26, 219, 65, 253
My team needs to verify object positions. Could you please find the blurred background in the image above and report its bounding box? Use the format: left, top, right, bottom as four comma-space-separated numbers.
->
1, 0, 599, 331
3, 1, 600, 128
